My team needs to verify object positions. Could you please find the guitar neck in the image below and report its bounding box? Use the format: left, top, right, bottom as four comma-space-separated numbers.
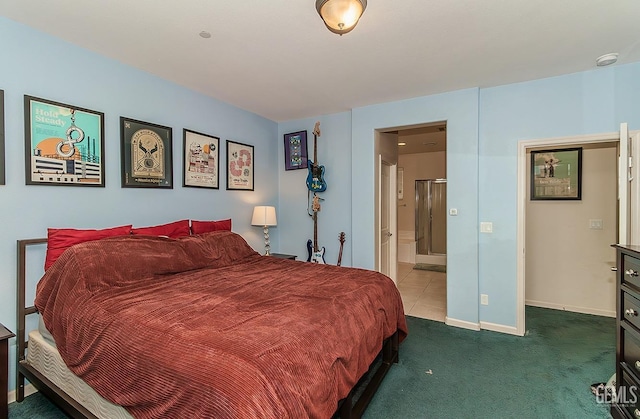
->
313, 133, 318, 166
313, 212, 318, 252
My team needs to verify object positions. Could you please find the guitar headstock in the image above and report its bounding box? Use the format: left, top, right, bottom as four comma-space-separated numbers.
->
313, 121, 321, 137
339, 232, 345, 244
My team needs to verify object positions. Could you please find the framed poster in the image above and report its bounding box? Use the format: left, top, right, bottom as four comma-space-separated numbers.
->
183, 129, 219, 189
24, 95, 105, 186
120, 117, 173, 188
531, 147, 582, 200
226, 140, 254, 191
0, 90, 4, 185
283, 130, 308, 170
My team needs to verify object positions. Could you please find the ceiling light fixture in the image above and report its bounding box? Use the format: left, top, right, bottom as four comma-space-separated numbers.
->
316, 0, 367, 35
596, 53, 618, 67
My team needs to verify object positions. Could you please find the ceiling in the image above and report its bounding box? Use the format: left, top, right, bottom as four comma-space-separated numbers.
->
396, 124, 446, 155
1, 1, 640, 122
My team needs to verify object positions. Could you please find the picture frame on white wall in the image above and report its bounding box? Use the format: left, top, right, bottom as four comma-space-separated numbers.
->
530, 147, 582, 200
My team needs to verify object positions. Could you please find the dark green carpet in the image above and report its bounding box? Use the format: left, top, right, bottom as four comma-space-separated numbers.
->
413, 263, 447, 273
364, 306, 614, 418
9, 307, 614, 418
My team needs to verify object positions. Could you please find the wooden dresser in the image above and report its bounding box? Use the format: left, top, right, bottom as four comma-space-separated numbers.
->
612, 244, 640, 418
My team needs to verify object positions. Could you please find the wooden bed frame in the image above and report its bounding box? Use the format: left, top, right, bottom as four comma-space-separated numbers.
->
15, 238, 400, 419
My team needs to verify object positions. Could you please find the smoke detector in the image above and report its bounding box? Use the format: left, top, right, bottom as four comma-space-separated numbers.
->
596, 53, 618, 67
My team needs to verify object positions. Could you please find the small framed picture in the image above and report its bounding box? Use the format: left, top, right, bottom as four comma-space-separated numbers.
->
24, 95, 105, 187
0, 90, 5, 185
183, 129, 219, 189
120, 116, 173, 188
531, 147, 582, 200
226, 140, 254, 191
284, 130, 308, 170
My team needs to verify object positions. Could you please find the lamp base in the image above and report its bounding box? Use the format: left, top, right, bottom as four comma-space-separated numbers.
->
263, 226, 271, 256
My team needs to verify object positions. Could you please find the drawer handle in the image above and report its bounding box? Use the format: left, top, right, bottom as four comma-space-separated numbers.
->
626, 308, 638, 317
627, 269, 639, 277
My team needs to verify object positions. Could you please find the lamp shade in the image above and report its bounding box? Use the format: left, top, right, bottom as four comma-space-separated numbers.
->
251, 206, 277, 226
316, 0, 367, 35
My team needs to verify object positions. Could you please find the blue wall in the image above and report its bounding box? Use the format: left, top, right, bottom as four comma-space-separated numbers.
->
351, 89, 480, 325
280, 63, 640, 331
4, 13, 640, 395
478, 63, 640, 326
278, 112, 353, 266
0, 18, 278, 391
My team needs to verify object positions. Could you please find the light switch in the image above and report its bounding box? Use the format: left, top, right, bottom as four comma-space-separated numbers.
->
449, 208, 458, 216
480, 222, 493, 233
589, 219, 603, 230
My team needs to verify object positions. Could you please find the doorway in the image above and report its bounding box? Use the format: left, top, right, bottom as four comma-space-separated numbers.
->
516, 125, 640, 335
390, 122, 448, 322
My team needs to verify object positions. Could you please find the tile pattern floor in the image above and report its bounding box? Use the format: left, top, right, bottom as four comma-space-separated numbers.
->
397, 262, 446, 322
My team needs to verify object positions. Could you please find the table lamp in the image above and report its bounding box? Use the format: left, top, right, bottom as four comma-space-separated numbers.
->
251, 206, 277, 255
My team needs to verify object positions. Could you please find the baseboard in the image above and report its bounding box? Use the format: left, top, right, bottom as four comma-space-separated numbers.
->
7, 383, 37, 404
445, 316, 480, 331
525, 300, 615, 318
479, 321, 523, 336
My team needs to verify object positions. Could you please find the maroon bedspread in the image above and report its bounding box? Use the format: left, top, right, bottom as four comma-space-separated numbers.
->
35, 231, 407, 418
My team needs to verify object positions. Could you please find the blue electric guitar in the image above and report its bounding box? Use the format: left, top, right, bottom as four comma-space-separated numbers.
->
306, 122, 327, 192
307, 194, 326, 264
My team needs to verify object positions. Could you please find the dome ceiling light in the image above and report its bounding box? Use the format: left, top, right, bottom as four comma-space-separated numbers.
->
316, 0, 367, 35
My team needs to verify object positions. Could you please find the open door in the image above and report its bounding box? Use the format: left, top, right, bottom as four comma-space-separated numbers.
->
378, 158, 398, 282
619, 123, 631, 245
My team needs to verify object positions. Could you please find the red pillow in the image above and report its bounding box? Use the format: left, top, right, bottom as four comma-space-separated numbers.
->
131, 219, 190, 238
45, 225, 132, 270
190, 219, 232, 235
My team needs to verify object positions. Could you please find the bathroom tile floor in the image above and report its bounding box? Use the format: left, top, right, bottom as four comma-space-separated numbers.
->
397, 262, 446, 322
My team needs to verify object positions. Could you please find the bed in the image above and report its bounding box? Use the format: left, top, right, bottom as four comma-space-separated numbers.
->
15, 231, 407, 418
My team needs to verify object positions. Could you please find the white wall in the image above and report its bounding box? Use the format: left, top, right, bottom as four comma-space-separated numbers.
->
525, 145, 617, 316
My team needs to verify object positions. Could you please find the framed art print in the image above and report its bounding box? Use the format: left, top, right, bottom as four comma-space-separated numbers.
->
120, 116, 173, 188
284, 130, 308, 170
183, 129, 219, 189
24, 95, 105, 186
226, 140, 254, 191
0, 90, 4, 185
531, 147, 582, 200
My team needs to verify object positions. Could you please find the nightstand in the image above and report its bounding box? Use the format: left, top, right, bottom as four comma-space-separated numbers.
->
270, 253, 297, 260
1, 324, 14, 419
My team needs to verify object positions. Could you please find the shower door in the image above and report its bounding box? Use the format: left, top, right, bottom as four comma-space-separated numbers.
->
416, 179, 447, 256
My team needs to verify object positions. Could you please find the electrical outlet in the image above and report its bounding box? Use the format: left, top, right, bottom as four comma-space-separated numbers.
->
480, 222, 493, 233
481, 294, 489, 305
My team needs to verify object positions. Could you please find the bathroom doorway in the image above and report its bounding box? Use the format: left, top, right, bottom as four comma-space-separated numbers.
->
393, 121, 447, 322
